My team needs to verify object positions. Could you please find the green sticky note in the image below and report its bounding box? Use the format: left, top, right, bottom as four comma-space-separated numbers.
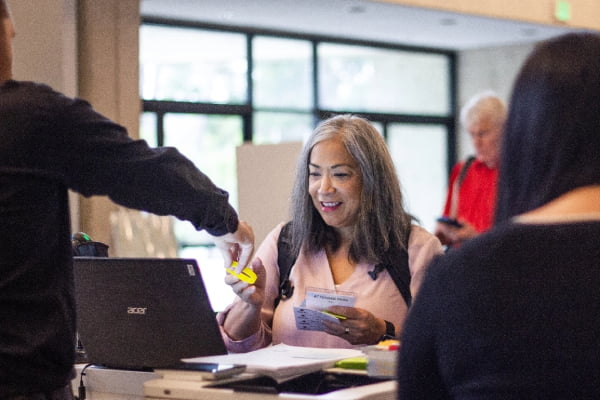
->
555, 0, 571, 22
335, 356, 368, 370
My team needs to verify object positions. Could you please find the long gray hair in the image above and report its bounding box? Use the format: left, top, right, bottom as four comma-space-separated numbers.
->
288, 114, 412, 265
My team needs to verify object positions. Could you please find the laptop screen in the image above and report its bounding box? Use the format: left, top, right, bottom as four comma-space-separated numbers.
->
73, 257, 228, 370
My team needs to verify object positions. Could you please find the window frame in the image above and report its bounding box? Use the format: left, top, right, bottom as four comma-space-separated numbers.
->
141, 17, 458, 172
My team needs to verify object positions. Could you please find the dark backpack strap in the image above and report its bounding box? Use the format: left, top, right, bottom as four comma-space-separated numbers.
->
368, 245, 411, 307
274, 221, 297, 309
369, 228, 412, 307
457, 155, 476, 188
383, 248, 411, 307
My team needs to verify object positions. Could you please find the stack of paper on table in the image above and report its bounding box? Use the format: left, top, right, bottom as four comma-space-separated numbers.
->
181, 343, 364, 382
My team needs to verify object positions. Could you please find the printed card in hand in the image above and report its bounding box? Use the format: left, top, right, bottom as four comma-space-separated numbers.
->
293, 287, 356, 332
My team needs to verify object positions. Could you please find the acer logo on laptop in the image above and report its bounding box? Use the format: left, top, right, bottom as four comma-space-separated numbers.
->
127, 307, 147, 315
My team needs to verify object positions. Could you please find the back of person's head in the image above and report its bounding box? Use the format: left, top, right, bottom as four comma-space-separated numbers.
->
495, 32, 600, 223
460, 91, 506, 129
290, 114, 412, 263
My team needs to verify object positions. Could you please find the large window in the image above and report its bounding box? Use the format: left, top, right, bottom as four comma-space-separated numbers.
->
252, 36, 315, 144
387, 123, 449, 229
140, 21, 456, 310
140, 25, 247, 103
318, 43, 450, 115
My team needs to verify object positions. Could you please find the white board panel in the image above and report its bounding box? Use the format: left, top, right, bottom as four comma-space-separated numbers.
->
236, 142, 303, 246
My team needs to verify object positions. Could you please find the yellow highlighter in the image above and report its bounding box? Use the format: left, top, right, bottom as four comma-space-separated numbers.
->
226, 261, 257, 284
321, 310, 347, 320
335, 356, 368, 370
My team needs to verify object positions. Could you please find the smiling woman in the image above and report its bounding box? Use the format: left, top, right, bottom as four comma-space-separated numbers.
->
308, 137, 363, 235
216, 114, 443, 353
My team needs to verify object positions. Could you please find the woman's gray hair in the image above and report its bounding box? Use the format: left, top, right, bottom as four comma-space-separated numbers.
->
288, 114, 412, 265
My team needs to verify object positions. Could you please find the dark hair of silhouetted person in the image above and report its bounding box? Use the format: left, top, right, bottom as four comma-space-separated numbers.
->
495, 32, 600, 224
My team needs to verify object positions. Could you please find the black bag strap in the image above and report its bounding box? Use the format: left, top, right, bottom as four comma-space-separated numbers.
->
274, 222, 296, 309
369, 248, 411, 307
274, 221, 412, 309
457, 155, 476, 188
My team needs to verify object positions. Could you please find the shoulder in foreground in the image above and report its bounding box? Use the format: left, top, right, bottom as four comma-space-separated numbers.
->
437, 222, 518, 264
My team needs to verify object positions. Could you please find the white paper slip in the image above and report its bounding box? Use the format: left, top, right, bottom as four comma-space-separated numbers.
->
293, 288, 356, 332
305, 287, 356, 309
182, 344, 363, 383
294, 305, 341, 331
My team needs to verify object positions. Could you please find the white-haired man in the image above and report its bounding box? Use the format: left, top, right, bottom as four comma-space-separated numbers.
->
435, 91, 506, 248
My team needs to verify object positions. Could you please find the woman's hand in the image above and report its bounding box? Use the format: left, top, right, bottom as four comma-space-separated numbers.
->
321, 305, 388, 345
224, 257, 266, 307
221, 257, 266, 341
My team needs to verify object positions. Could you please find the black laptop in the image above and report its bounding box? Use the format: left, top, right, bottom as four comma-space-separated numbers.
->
73, 257, 228, 370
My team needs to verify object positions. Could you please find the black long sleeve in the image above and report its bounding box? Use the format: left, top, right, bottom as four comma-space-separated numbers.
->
0, 80, 238, 394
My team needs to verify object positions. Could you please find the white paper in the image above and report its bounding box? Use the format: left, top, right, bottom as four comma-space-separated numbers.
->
294, 288, 356, 332
294, 304, 340, 331
182, 344, 363, 382
305, 288, 356, 309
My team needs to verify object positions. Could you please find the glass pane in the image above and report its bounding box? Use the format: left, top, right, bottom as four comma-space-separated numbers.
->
140, 25, 247, 103
253, 111, 314, 144
140, 112, 157, 147
163, 113, 243, 245
252, 36, 313, 109
387, 123, 448, 233
318, 43, 450, 115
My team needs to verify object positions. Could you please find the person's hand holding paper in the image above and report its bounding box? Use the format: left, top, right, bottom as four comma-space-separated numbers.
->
321, 305, 388, 345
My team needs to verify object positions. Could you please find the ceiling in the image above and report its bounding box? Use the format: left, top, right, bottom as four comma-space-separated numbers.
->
140, 0, 579, 51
